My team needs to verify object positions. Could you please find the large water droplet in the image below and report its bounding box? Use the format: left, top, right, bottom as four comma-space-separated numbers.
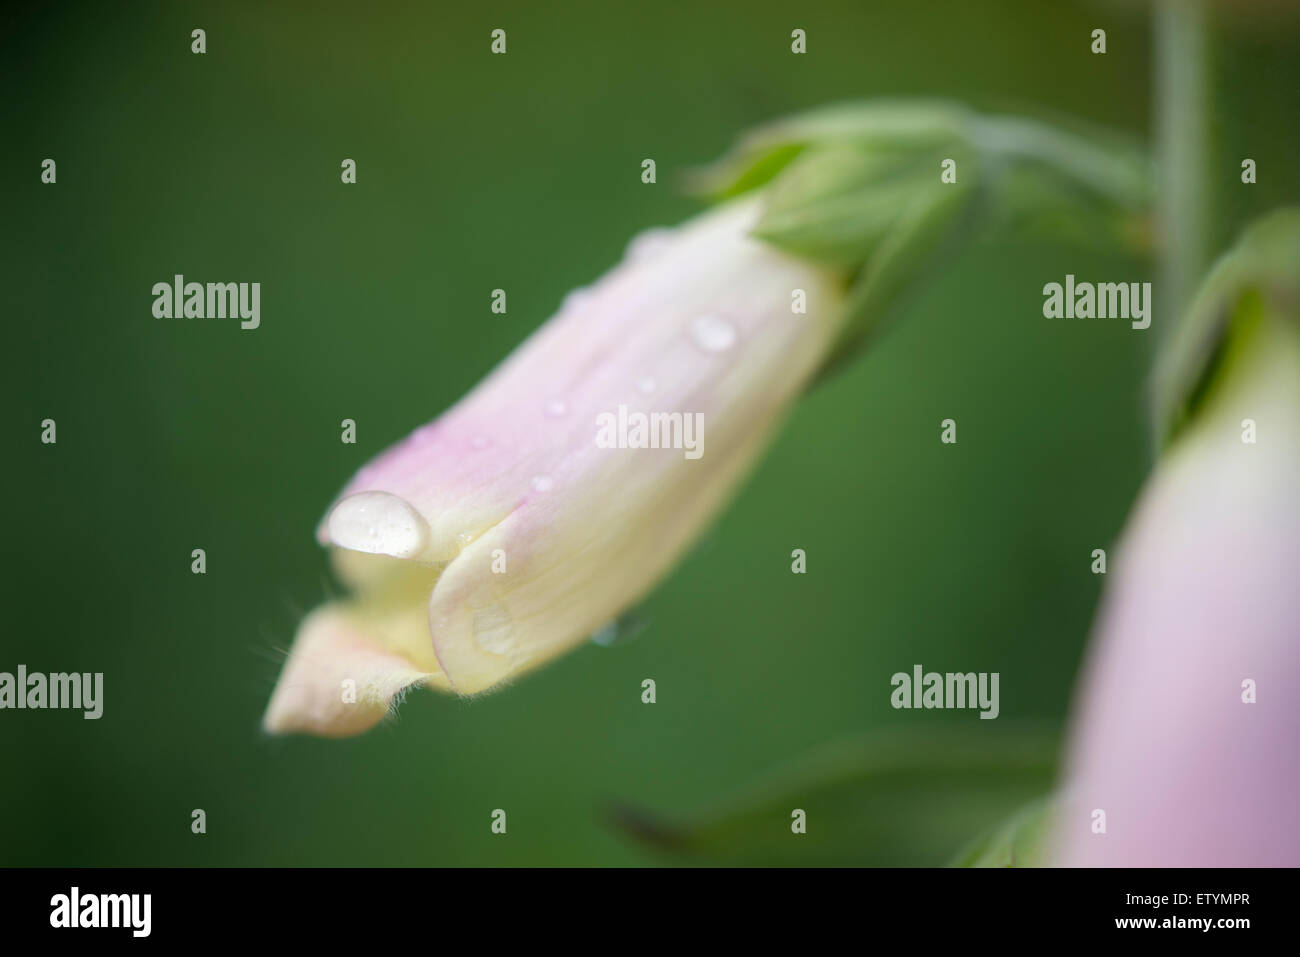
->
327, 491, 429, 559
689, 314, 737, 353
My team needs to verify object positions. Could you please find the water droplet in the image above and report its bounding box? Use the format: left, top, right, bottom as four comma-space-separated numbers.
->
545, 398, 567, 417
590, 607, 651, 648
636, 376, 657, 395
327, 491, 429, 560
689, 314, 737, 353
473, 604, 514, 656
531, 475, 554, 493
455, 531, 476, 548
625, 227, 674, 262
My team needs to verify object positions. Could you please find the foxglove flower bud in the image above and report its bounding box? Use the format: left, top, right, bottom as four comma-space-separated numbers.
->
1056, 210, 1300, 865
265, 101, 1150, 736
264, 198, 847, 734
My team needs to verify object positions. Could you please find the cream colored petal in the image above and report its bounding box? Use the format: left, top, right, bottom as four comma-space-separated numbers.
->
262, 606, 438, 737
271, 198, 848, 726
315, 198, 844, 695
428, 399, 788, 693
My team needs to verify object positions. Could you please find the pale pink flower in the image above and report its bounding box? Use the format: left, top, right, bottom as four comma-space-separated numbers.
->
1056, 289, 1300, 866
264, 198, 846, 735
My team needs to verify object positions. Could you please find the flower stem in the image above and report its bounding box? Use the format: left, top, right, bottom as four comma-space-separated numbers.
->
1155, 0, 1212, 344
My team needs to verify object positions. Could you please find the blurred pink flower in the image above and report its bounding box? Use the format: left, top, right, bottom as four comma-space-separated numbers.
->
1056, 293, 1300, 866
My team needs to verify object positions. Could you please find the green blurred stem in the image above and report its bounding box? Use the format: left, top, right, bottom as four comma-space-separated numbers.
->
970, 115, 1147, 209
1155, 0, 1212, 344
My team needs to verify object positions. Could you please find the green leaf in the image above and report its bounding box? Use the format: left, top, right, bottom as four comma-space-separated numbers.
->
610, 725, 1060, 866
949, 796, 1055, 867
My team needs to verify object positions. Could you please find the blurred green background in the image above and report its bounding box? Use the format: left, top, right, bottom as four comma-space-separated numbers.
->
4, 0, 1298, 866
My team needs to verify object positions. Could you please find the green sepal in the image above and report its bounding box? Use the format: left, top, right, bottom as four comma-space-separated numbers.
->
752, 141, 978, 267
692, 100, 1152, 379
1152, 207, 1300, 449
819, 175, 979, 378
685, 99, 974, 199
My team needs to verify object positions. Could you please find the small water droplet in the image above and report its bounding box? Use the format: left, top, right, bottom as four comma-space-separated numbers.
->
689, 314, 736, 353
636, 376, 657, 395
531, 475, 554, 492
456, 531, 476, 548
473, 604, 514, 656
590, 608, 650, 648
545, 399, 568, 417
